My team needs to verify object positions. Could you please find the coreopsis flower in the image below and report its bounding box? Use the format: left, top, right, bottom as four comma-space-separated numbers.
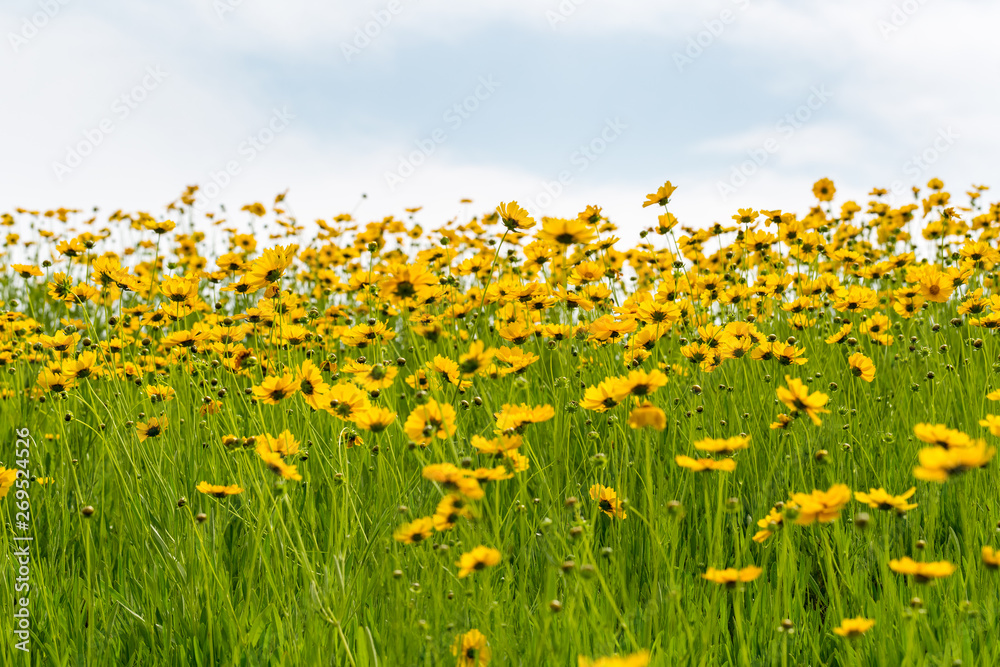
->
453, 629, 491, 667
12, 264, 43, 278
404, 400, 457, 446
981, 547, 1000, 570
609, 368, 668, 401
776, 376, 829, 426
37, 368, 75, 393
494, 403, 554, 432
813, 178, 836, 201
788, 484, 851, 525
246, 245, 296, 289
589, 484, 627, 520
752, 506, 784, 543
913, 441, 995, 482
642, 180, 677, 208
675, 456, 736, 473
354, 406, 397, 433
627, 403, 666, 430
978, 415, 1000, 437
458, 341, 495, 378
258, 450, 302, 481
393, 517, 434, 544
536, 217, 595, 246
694, 435, 750, 455
702, 565, 762, 587
496, 201, 535, 231
252, 373, 299, 404
295, 359, 329, 410
422, 463, 485, 500
256, 430, 300, 457
578, 651, 650, 667
144, 218, 176, 234
433, 494, 472, 531
847, 352, 875, 382
580, 380, 621, 413
136, 416, 168, 442
913, 423, 973, 449
0, 467, 17, 499
145, 384, 176, 403
833, 617, 875, 638
825, 324, 851, 347
321, 383, 371, 422
195, 482, 244, 498
456, 546, 502, 578
854, 487, 917, 513
889, 557, 956, 582
988, 390, 1000, 401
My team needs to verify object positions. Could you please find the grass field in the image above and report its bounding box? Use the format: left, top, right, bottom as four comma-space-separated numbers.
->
3, 179, 1000, 665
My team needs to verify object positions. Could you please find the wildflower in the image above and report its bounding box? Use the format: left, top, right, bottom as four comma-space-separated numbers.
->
393, 517, 434, 544
642, 181, 677, 208
675, 456, 737, 473
913, 441, 995, 482
252, 373, 299, 405
404, 400, 457, 446
854, 487, 917, 513
354, 406, 397, 433
0, 467, 17, 499
578, 651, 650, 667
752, 507, 784, 543
258, 450, 303, 481
913, 423, 972, 449
776, 376, 829, 426
536, 217, 595, 246
456, 546, 502, 578
889, 557, 956, 582
453, 629, 491, 667
847, 353, 875, 382
694, 435, 750, 455
496, 201, 536, 231
627, 403, 666, 430
589, 484, 627, 519
609, 369, 668, 401
195, 482, 243, 498
702, 565, 762, 587
833, 617, 875, 638
982, 547, 1000, 570
788, 484, 851, 525
433, 494, 472, 531
979, 415, 1000, 437
422, 463, 485, 500
256, 430, 300, 457
813, 177, 836, 201
136, 416, 167, 442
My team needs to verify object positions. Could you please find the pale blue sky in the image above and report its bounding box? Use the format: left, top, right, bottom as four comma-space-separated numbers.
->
2, 0, 997, 235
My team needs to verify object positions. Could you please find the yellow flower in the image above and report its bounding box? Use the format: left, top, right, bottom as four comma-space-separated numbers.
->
889, 557, 955, 582
393, 516, 434, 544
642, 180, 677, 208
589, 483, 627, 520
702, 565, 762, 587
0, 467, 18, 499
675, 456, 737, 473
136, 416, 167, 442
788, 484, 851, 525
404, 400, 457, 446
979, 415, 1000, 437
854, 487, 917, 513
195, 482, 243, 498
578, 651, 650, 667
453, 629, 491, 667
627, 403, 666, 431
913, 423, 973, 449
456, 546, 501, 578
982, 546, 1000, 570
776, 376, 829, 426
496, 201, 535, 231
833, 617, 875, 638
694, 435, 750, 455
913, 441, 995, 482
252, 373, 299, 405
354, 406, 397, 433
847, 352, 875, 382
813, 177, 836, 201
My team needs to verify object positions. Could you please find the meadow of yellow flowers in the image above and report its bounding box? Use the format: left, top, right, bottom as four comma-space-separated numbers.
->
2, 178, 1000, 665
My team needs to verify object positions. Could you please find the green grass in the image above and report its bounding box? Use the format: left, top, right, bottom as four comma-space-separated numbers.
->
2, 207, 1000, 666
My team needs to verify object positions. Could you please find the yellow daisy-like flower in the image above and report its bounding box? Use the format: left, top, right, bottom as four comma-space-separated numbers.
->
833, 617, 875, 638
456, 546, 502, 578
